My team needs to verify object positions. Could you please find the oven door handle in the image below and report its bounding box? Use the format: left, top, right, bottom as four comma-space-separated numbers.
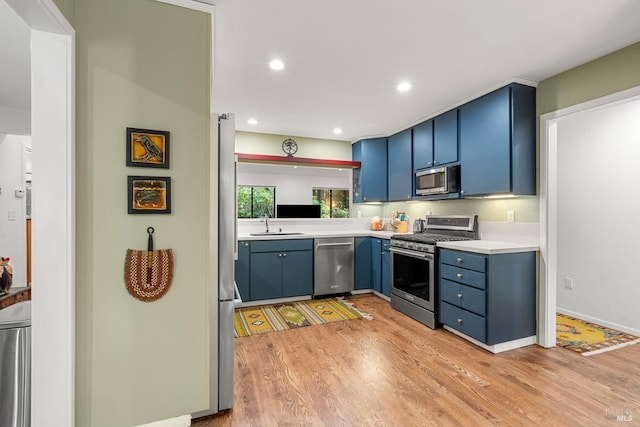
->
390, 247, 434, 260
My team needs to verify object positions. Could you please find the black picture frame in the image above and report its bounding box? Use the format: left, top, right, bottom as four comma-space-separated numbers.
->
126, 127, 170, 169
127, 176, 172, 214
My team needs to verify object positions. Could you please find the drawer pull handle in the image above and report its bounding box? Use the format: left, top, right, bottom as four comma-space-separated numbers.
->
457, 293, 462, 299
456, 258, 463, 263
457, 318, 463, 324
456, 273, 463, 278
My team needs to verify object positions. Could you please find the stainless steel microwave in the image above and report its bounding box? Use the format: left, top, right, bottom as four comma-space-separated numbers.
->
415, 165, 460, 195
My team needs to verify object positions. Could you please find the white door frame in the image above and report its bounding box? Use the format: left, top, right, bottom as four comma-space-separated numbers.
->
538, 85, 640, 348
5, 0, 75, 425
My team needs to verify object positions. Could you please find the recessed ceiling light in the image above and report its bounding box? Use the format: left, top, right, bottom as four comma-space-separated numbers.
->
247, 118, 258, 125
269, 59, 284, 71
397, 81, 412, 92
333, 127, 343, 135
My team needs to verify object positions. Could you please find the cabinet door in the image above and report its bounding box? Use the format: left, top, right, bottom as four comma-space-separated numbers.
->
381, 248, 390, 296
413, 120, 434, 171
250, 252, 283, 300
282, 250, 313, 297
360, 138, 388, 202
354, 237, 372, 290
371, 239, 382, 293
352, 142, 363, 203
387, 129, 413, 201
433, 109, 458, 165
459, 86, 511, 196
235, 241, 251, 301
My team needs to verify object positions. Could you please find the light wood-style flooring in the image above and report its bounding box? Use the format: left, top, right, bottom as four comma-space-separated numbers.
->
193, 294, 640, 426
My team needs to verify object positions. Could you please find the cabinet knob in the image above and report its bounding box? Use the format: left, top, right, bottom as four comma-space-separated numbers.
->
283, 253, 287, 257
434, 161, 439, 165
244, 243, 249, 247
457, 318, 463, 324
457, 293, 462, 299
460, 190, 465, 195
456, 273, 463, 278
456, 258, 462, 263
427, 162, 432, 166
278, 253, 282, 257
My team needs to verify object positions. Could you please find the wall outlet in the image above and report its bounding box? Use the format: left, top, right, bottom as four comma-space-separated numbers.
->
507, 210, 515, 222
564, 277, 574, 290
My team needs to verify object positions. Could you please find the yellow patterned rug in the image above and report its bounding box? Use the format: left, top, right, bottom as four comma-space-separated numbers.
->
556, 313, 640, 356
234, 297, 372, 337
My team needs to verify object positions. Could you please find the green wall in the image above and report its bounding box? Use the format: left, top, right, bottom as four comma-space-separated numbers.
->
74, 1, 212, 426
537, 42, 640, 115
52, 0, 76, 26
236, 131, 351, 160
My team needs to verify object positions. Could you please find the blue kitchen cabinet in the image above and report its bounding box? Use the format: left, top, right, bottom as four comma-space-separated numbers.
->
235, 240, 251, 301
354, 237, 372, 290
381, 240, 391, 296
412, 120, 433, 172
438, 248, 535, 346
387, 129, 413, 201
371, 238, 391, 296
353, 137, 387, 202
249, 239, 313, 300
433, 109, 459, 166
459, 83, 535, 196
413, 110, 458, 176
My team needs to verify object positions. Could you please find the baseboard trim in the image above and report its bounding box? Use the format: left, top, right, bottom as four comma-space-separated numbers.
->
135, 415, 191, 427
443, 326, 537, 354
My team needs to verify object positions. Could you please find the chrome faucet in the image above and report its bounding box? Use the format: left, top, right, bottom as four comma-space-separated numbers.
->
262, 214, 270, 233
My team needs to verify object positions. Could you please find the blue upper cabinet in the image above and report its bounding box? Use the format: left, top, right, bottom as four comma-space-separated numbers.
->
354, 137, 388, 202
433, 109, 459, 166
412, 120, 433, 172
352, 141, 363, 203
459, 84, 535, 196
387, 129, 413, 201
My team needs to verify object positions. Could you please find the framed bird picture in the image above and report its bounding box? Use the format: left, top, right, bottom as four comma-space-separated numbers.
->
126, 127, 170, 168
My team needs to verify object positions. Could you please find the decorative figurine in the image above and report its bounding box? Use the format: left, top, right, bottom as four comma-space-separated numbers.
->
0, 257, 13, 296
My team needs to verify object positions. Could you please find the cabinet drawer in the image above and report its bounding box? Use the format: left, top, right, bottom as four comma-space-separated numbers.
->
440, 301, 486, 343
439, 249, 486, 273
250, 239, 313, 253
440, 279, 486, 316
439, 264, 486, 290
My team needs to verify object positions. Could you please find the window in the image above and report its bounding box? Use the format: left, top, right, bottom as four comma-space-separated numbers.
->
237, 186, 275, 218
312, 188, 350, 218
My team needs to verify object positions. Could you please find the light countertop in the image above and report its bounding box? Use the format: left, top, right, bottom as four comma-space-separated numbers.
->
238, 230, 396, 241
437, 240, 539, 255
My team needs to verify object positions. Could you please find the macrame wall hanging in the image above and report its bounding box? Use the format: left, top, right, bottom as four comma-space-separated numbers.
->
124, 227, 174, 301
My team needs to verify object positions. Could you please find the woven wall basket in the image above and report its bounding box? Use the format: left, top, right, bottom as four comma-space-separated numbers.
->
124, 249, 174, 302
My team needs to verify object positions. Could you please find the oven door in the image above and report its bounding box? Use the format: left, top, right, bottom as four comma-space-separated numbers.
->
390, 247, 435, 311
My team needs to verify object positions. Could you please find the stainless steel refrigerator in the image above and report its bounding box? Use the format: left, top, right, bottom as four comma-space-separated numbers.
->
193, 113, 236, 417
0, 301, 31, 427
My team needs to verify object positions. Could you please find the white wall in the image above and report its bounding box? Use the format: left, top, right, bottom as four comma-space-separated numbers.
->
237, 162, 350, 207
0, 133, 28, 287
556, 98, 640, 332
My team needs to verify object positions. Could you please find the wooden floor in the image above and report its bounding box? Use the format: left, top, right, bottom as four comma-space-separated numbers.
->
193, 294, 640, 426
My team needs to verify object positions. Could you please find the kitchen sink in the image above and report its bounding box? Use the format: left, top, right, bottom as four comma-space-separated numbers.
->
249, 232, 304, 236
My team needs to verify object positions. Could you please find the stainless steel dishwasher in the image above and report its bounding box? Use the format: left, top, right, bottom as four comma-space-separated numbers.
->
313, 237, 354, 296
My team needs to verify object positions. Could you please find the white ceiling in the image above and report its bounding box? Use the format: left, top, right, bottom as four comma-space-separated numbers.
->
211, 0, 640, 141
2, 1, 640, 143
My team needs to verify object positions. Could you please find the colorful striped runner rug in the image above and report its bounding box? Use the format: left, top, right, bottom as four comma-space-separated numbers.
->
234, 297, 372, 337
556, 313, 640, 356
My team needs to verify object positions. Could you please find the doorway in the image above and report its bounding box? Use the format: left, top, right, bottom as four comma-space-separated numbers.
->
3, 0, 75, 425
539, 85, 640, 348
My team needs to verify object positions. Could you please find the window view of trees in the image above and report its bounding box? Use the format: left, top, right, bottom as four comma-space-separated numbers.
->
237, 186, 275, 218
312, 188, 350, 218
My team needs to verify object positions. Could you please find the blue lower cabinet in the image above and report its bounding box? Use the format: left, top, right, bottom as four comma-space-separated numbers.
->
354, 237, 372, 290
371, 238, 391, 297
235, 241, 251, 301
438, 248, 535, 346
249, 239, 313, 300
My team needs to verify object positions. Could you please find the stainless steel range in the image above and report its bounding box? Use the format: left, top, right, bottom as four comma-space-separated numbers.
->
390, 215, 478, 329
